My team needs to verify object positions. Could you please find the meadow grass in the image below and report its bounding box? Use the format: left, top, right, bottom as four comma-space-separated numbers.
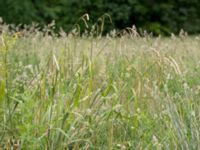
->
0, 27, 200, 149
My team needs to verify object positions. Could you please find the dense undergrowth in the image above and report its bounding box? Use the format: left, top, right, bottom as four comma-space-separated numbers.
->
0, 25, 200, 149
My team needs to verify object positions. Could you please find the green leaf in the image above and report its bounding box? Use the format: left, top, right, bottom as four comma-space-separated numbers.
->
0, 80, 5, 103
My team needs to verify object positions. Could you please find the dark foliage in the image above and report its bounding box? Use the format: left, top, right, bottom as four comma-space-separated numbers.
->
0, 0, 200, 35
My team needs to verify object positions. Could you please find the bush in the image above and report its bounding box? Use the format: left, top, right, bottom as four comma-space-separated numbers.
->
0, 0, 200, 35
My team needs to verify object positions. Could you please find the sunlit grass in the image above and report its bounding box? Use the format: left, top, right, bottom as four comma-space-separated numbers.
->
0, 28, 200, 149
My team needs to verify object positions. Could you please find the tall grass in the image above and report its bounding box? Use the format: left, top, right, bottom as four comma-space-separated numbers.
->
0, 24, 200, 149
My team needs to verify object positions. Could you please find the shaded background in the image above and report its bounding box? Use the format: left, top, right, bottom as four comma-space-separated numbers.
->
0, 0, 200, 35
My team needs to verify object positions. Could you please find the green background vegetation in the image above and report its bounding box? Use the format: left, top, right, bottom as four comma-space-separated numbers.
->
1, 0, 200, 35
